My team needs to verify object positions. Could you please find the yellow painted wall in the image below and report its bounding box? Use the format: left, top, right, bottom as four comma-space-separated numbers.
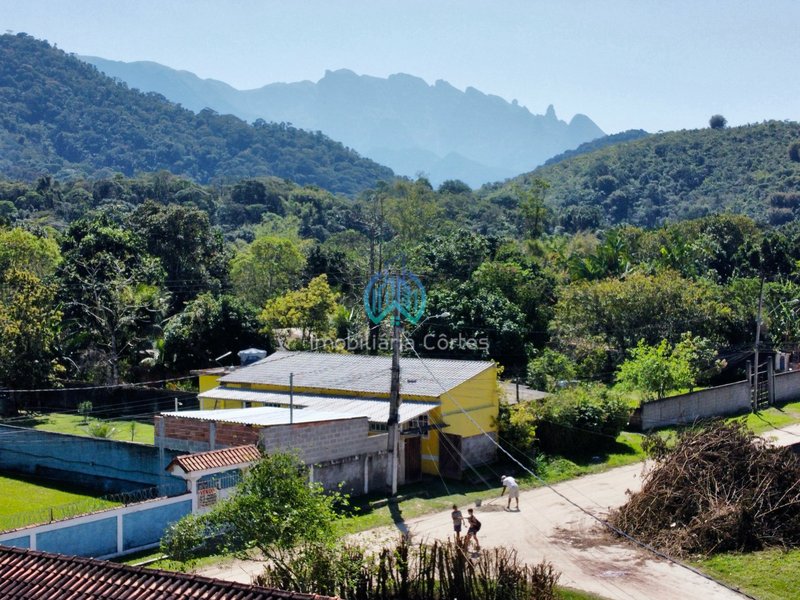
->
420, 407, 441, 475
198, 373, 221, 393
439, 366, 498, 436
420, 365, 497, 475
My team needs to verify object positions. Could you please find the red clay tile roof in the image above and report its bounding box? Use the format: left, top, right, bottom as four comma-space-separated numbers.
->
0, 545, 338, 599
167, 444, 262, 474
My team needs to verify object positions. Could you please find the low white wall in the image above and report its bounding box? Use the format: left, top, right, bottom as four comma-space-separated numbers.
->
633, 380, 751, 430
774, 370, 800, 403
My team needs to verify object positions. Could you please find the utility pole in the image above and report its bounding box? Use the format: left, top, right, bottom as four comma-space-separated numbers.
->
386, 270, 402, 496
753, 277, 765, 411
289, 372, 294, 424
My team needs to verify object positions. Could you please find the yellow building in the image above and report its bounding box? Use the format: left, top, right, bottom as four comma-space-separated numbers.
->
194, 351, 499, 479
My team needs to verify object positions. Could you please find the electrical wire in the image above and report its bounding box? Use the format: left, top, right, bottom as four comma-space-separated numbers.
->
1, 375, 195, 393
403, 335, 757, 600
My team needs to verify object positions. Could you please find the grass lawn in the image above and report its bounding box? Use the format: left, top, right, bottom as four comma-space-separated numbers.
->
7, 412, 155, 444
695, 548, 800, 600
0, 472, 119, 530
733, 400, 800, 434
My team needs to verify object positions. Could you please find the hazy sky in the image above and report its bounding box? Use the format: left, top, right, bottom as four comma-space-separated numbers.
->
2, 0, 798, 133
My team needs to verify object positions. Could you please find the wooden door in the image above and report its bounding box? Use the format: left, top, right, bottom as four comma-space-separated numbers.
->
404, 436, 422, 481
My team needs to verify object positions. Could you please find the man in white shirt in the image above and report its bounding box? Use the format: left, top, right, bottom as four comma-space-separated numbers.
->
500, 475, 520, 510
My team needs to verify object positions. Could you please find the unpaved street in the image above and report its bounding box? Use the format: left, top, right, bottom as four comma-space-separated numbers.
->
198, 425, 800, 599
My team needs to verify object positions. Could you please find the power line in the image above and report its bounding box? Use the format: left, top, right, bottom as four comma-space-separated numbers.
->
403, 334, 756, 600
2, 375, 195, 393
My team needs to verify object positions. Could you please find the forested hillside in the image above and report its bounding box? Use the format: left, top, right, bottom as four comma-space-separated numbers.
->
3, 167, 800, 394
82, 56, 605, 187
0, 34, 393, 195
488, 121, 800, 230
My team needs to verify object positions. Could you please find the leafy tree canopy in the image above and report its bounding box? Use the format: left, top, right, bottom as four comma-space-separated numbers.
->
260, 274, 341, 346
162, 452, 345, 560
162, 293, 270, 371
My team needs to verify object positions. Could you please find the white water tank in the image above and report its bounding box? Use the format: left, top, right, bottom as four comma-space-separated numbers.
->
238, 348, 268, 366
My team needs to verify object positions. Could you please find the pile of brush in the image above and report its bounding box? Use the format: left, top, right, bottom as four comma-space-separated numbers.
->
611, 421, 800, 556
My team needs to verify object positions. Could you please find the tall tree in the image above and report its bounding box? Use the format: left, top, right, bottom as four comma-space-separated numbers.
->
131, 201, 228, 309
0, 268, 62, 388
259, 275, 340, 347
59, 215, 168, 383
515, 179, 551, 239
162, 293, 269, 372
0, 227, 61, 278
230, 235, 306, 308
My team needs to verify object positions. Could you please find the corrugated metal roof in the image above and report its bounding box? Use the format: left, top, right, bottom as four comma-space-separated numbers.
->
163, 405, 361, 427
194, 388, 438, 425
167, 444, 261, 474
0, 545, 337, 599
218, 351, 492, 398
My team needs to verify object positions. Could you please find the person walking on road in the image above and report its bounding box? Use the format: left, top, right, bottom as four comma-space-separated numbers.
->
451, 504, 464, 542
500, 475, 520, 510
464, 508, 481, 552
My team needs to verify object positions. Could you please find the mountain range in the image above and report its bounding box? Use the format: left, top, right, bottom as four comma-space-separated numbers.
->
82, 57, 605, 187
0, 34, 392, 195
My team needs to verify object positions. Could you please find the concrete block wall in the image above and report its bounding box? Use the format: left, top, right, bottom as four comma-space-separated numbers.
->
311, 455, 365, 495
631, 380, 750, 430
155, 415, 391, 496
0, 425, 183, 494
160, 415, 210, 450
156, 415, 260, 452
774, 370, 800, 403
461, 432, 498, 467
259, 417, 375, 464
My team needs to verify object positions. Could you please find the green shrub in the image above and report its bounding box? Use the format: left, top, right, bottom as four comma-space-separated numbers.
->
161, 513, 210, 563
87, 421, 116, 438
77, 400, 92, 424
533, 385, 631, 455
526, 349, 577, 392
497, 402, 538, 467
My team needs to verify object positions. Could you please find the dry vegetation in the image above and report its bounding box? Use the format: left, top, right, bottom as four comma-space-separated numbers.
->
611, 421, 800, 557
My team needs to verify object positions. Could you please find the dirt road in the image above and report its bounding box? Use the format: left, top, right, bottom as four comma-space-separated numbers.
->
355, 463, 742, 600
197, 426, 800, 598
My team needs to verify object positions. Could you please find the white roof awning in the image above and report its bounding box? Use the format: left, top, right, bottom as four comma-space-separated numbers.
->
197, 387, 438, 425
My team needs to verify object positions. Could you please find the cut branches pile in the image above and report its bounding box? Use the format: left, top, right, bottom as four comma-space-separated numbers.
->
610, 421, 800, 556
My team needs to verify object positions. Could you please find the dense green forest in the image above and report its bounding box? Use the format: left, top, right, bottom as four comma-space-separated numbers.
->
0, 34, 393, 195
2, 167, 800, 403
487, 120, 800, 230
3, 31, 800, 402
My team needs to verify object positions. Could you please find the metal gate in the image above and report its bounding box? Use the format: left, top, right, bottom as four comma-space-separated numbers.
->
751, 361, 771, 409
